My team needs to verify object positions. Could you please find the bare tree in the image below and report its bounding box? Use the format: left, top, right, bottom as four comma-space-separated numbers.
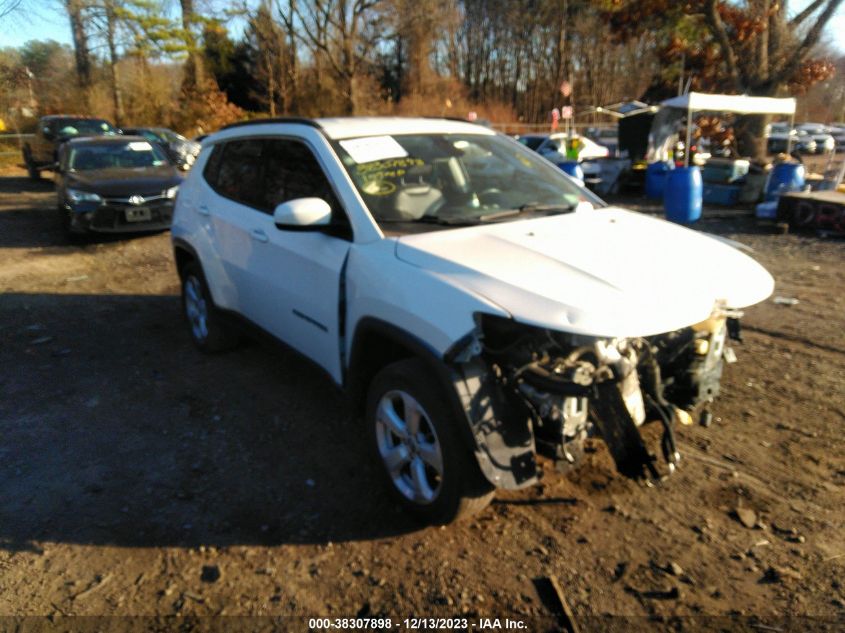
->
65, 0, 92, 92
0, 0, 23, 19
179, 0, 204, 93
249, 1, 291, 115
280, 0, 383, 114
703, 0, 845, 156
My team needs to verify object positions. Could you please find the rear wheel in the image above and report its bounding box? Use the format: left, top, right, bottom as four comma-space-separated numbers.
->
366, 358, 494, 524
23, 147, 40, 181
181, 262, 238, 353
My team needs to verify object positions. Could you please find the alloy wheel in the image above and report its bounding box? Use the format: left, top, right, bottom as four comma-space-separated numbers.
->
184, 275, 209, 342
374, 389, 444, 504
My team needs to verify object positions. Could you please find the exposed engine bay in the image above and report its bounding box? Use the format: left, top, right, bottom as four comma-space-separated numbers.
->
447, 309, 744, 489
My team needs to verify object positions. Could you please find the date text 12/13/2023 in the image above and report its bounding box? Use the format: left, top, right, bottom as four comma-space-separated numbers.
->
308, 617, 529, 630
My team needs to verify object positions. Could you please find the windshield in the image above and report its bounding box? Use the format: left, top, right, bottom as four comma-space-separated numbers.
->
68, 141, 170, 171
333, 133, 603, 233
155, 128, 188, 144
55, 119, 116, 137
129, 129, 165, 143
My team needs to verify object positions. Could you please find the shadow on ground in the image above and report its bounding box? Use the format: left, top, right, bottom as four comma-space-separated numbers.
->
0, 292, 421, 553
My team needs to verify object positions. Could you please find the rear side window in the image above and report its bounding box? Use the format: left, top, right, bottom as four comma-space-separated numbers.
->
203, 144, 225, 187
207, 139, 264, 208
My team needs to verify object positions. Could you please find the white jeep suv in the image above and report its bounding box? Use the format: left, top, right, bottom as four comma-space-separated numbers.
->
171, 117, 774, 524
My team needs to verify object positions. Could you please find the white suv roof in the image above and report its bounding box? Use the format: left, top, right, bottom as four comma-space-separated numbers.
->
219, 117, 496, 141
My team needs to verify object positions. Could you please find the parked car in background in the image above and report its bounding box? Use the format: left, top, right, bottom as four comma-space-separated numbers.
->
796, 123, 835, 154
766, 123, 816, 155
23, 115, 118, 180
121, 127, 201, 170
517, 132, 609, 160
171, 116, 773, 524
517, 132, 607, 183
587, 127, 619, 156
56, 136, 182, 238
827, 126, 844, 152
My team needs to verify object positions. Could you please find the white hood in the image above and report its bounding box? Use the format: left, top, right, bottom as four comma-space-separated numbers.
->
395, 207, 774, 338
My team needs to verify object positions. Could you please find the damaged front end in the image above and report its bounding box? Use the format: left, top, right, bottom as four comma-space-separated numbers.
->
445, 310, 743, 489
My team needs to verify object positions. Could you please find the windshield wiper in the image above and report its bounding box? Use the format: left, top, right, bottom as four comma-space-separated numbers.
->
378, 202, 577, 227
378, 215, 478, 226
515, 202, 577, 215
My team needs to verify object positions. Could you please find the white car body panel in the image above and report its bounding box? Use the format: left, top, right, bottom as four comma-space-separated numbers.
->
344, 240, 510, 361
172, 150, 241, 310
177, 117, 774, 381
240, 211, 350, 381
395, 207, 774, 338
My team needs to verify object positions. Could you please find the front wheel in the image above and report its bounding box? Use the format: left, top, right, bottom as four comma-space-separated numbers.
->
181, 262, 238, 353
366, 358, 494, 524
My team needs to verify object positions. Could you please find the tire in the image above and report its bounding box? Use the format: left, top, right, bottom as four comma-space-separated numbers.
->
366, 358, 494, 524
23, 147, 40, 181
180, 261, 238, 353
60, 206, 87, 244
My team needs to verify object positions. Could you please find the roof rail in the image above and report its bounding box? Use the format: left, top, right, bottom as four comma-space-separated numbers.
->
220, 117, 323, 131
424, 116, 477, 123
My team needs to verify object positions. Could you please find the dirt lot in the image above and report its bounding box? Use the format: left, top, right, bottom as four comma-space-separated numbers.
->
1, 166, 843, 631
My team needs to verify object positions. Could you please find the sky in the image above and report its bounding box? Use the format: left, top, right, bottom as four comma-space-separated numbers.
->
1, 0, 843, 52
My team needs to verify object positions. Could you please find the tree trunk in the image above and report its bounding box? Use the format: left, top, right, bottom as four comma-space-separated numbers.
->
179, 0, 205, 93
65, 0, 92, 90
105, 1, 124, 126
734, 113, 770, 160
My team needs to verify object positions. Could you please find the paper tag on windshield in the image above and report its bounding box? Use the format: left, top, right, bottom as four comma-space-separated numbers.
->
127, 141, 152, 151
340, 136, 407, 164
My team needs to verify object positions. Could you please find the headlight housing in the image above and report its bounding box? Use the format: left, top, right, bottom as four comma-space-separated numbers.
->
67, 188, 102, 204
165, 185, 179, 199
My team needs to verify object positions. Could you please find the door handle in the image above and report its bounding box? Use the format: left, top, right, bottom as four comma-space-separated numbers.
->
250, 228, 269, 243
197, 204, 210, 216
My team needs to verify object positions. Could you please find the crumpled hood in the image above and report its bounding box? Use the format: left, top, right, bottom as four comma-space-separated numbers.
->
395, 207, 775, 338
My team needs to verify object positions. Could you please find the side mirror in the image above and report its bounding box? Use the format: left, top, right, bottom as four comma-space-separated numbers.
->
42, 127, 54, 140
273, 197, 332, 230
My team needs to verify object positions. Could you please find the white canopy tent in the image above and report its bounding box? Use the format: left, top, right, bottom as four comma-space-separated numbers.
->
660, 92, 797, 166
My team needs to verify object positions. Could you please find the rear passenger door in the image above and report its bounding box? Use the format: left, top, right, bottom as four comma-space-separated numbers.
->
240, 138, 353, 383
203, 138, 266, 314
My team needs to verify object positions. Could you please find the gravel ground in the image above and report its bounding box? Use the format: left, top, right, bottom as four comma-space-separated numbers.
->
0, 166, 843, 631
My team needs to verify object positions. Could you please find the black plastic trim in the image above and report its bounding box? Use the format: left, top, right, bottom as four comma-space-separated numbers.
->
346, 317, 480, 452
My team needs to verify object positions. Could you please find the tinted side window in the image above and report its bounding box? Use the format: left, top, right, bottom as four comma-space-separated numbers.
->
261, 139, 351, 236
211, 140, 264, 208
202, 144, 225, 187
261, 140, 330, 206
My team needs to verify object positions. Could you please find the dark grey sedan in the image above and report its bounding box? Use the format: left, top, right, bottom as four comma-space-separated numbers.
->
56, 136, 183, 238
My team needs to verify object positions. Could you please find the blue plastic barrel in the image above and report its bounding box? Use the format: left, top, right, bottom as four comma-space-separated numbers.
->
557, 161, 584, 182
664, 166, 703, 223
645, 161, 673, 199
765, 163, 805, 201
